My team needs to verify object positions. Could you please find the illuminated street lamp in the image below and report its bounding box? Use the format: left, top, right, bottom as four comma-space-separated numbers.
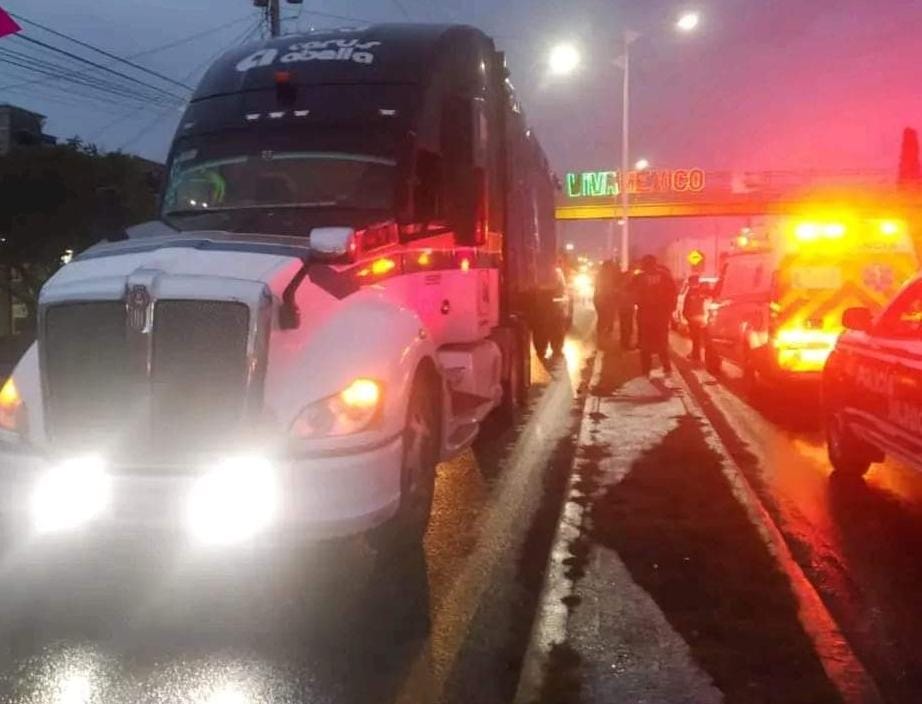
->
546, 15, 699, 268
548, 43, 581, 76
676, 11, 700, 32
565, 242, 576, 252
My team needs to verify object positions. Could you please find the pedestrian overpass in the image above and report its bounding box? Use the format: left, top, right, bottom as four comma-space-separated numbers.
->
555, 168, 922, 220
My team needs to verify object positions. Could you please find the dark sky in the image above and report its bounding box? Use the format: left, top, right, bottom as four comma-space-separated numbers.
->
3, 0, 922, 253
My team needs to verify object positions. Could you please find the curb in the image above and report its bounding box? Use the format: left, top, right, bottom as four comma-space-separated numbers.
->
673, 357, 883, 704
512, 351, 601, 704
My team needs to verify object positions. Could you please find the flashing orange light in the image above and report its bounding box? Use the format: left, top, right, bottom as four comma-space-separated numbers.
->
372, 257, 396, 275
340, 378, 381, 410
880, 220, 901, 236
359, 257, 397, 277
736, 235, 751, 248
772, 327, 838, 372
417, 251, 432, 266
824, 223, 846, 238
0, 377, 23, 432
794, 223, 820, 242
460, 257, 471, 272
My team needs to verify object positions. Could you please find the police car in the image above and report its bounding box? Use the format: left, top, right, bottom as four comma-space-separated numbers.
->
823, 276, 922, 477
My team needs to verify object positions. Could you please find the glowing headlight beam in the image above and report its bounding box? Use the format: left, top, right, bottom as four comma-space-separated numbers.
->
186, 456, 279, 546
31, 456, 111, 534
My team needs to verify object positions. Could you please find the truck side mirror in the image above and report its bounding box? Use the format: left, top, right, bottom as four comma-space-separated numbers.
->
310, 227, 356, 261
842, 307, 873, 332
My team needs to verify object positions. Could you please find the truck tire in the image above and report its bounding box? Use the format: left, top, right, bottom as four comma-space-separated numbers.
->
826, 412, 873, 478
371, 371, 439, 551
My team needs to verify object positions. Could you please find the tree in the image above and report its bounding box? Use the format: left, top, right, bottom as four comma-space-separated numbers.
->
0, 140, 159, 321
897, 127, 921, 187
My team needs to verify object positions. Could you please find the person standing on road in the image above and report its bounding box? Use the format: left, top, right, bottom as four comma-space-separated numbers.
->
634, 255, 678, 377
615, 266, 636, 351
683, 274, 708, 363
593, 260, 617, 344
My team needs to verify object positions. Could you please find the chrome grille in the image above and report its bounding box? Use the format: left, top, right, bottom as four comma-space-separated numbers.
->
44, 301, 132, 448
151, 300, 250, 449
43, 299, 252, 455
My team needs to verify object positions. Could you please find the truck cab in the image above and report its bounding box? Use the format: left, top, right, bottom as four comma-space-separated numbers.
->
0, 25, 561, 550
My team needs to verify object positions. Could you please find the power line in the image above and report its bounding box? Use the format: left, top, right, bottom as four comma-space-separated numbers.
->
0, 12, 256, 96
116, 17, 265, 152
0, 46, 182, 106
0, 55, 180, 108
129, 13, 257, 59
9, 12, 194, 91
9, 35, 187, 103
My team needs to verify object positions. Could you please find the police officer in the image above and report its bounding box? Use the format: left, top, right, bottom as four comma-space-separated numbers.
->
683, 274, 708, 363
593, 260, 618, 344
634, 255, 678, 378
615, 265, 636, 350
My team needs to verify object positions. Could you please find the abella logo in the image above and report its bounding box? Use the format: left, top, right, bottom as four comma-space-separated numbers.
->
236, 38, 382, 72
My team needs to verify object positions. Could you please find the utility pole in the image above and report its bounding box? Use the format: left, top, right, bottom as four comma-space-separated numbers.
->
269, 0, 281, 37
619, 30, 634, 272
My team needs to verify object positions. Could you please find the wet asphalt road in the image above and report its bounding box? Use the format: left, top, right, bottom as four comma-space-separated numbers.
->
0, 313, 594, 704
672, 334, 922, 703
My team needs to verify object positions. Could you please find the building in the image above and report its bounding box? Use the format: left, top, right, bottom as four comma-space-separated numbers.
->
0, 105, 58, 344
0, 104, 56, 155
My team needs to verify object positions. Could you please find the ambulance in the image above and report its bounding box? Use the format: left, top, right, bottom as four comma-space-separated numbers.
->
704, 216, 918, 387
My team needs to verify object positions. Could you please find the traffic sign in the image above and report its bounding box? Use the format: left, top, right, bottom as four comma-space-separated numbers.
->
687, 249, 705, 268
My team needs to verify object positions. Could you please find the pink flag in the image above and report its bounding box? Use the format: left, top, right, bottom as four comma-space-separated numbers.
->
0, 7, 21, 39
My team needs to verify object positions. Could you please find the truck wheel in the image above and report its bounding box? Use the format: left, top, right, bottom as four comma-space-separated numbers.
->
826, 412, 873, 478
705, 345, 722, 375
371, 372, 439, 551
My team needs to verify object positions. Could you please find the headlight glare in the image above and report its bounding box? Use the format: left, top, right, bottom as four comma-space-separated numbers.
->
186, 456, 279, 546
31, 456, 111, 534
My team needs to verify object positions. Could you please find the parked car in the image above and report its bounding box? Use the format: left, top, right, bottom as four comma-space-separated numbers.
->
673, 276, 717, 333
823, 276, 922, 477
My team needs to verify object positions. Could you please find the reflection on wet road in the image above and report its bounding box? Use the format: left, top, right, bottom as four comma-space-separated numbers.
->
0, 313, 594, 704
672, 334, 922, 703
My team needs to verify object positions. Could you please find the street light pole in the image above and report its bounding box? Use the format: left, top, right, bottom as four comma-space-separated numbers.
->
619, 30, 631, 272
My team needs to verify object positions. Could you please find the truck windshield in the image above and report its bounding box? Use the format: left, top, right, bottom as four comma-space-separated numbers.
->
162, 151, 396, 226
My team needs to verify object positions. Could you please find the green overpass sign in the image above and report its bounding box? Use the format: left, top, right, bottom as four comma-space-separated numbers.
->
565, 168, 707, 198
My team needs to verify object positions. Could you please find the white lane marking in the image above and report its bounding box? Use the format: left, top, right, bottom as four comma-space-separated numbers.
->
395, 343, 593, 704
674, 366, 884, 704
515, 360, 721, 704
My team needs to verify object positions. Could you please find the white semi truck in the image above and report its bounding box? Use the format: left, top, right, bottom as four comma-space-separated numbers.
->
0, 25, 565, 549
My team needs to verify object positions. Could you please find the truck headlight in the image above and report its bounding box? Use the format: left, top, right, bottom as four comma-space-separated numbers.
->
290, 378, 382, 438
31, 456, 111, 534
186, 456, 279, 546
